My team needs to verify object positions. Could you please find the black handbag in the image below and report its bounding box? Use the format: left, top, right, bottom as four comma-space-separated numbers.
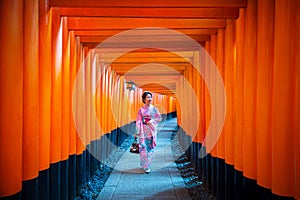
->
130, 135, 139, 153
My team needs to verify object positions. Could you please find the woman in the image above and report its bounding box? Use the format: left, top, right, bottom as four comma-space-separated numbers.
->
136, 91, 162, 174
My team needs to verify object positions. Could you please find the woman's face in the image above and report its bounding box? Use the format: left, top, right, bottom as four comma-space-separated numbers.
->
145, 94, 152, 105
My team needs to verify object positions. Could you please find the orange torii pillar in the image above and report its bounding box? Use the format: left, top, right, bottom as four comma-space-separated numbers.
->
49, 7, 63, 200
0, 0, 23, 198
23, 0, 40, 199
38, 0, 52, 199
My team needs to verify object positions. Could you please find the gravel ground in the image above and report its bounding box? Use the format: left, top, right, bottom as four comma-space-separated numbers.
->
77, 130, 216, 200
76, 137, 133, 200
75, 163, 113, 200
171, 133, 216, 200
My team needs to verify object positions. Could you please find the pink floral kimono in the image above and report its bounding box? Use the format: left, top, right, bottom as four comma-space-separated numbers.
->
136, 104, 162, 170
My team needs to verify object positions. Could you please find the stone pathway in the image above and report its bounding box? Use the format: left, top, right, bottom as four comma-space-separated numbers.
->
97, 118, 192, 200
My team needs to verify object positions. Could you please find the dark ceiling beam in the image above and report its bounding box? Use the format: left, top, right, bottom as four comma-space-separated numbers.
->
60, 7, 239, 19
99, 57, 190, 63
109, 63, 188, 72
50, 0, 247, 8
82, 42, 206, 49
74, 29, 218, 37
82, 41, 203, 49
79, 35, 211, 43
97, 51, 194, 58
68, 17, 226, 30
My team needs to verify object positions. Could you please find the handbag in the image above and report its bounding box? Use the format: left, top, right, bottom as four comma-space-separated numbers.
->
130, 135, 139, 153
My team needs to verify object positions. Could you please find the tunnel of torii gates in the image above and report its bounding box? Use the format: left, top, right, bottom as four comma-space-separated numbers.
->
0, 0, 299, 199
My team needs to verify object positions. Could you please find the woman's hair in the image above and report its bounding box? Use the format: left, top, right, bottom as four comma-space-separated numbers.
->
142, 91, 152, 103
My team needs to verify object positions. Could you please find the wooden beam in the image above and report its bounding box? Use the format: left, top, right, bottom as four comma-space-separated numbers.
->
74, 29, 218, 36
111, 65, 186, 71
79, 35, 211, 43
115, 71, 184, 76
97, 51, 194, 58
142, 89, 176, 93
68, 17, 226, 30
125, 75, 180, 82
142, 90, 176, 94
114, 64, 184, 74
116, 69, 184, 73
99, 57, 190, 63
113, 70, 185, 75
142, 89, 176, 92
108, 53, 189, 75
141, 89, 176, 93
110, 62, 189, 67
60, 7, 239, 19
139, 84, 177, 95
50, 0, 247, 8
130, 82, 178, 86
83, 43, 206, 50
85, 41, 202, 49
110, 63, 187, 74
142, 84, 176, 90
135, 82, 176, 87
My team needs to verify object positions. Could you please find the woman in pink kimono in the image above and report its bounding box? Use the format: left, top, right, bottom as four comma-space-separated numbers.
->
136, 92, 162, 174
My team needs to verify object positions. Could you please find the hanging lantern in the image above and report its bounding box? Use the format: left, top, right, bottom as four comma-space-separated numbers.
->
126, 80, 136, 91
